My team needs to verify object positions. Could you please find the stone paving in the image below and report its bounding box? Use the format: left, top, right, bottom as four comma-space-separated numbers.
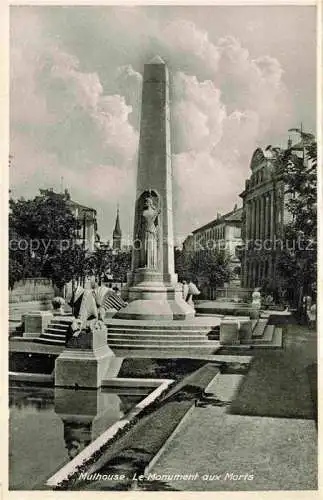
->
149, 324, 317, 491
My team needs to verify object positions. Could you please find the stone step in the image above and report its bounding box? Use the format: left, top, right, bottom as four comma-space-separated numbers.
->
204, 373, 244, 401
241, 325, 275, 345
242, 327, 282, 349
48, 320, 70, 330
107, 341, 221, 349
223, 316, 251, 322
271, 327, 283, 348
220, 327, 283, 350
107, 337, 215, 347
41, 331, 67, 340
195, 313, 225, 318
36, 337, 66, 345
107, 332, 211, 340
252, 318, 268, 338
109, 347, 222, 357
46, 326, 69, 333
107, 327, 217, 336
50, 318, 74, 325
251, 319, 258, 331
105, 322, 220, 332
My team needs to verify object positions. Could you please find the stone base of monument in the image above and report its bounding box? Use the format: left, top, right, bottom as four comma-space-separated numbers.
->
115, 273, 194, 321
219, 320, 240, 345
115, 298, 195, 320
55, 325, 122, 388
250, 304, 261, 320
217, 316, 283, 350
105, 316, 222, 356
22, 311, 54, 339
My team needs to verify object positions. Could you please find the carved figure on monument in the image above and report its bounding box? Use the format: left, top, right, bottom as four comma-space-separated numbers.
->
66, 285, 100, 342
136, 192, 160, 269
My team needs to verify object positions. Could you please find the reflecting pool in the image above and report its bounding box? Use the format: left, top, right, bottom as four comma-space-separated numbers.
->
9, 385, 143, 490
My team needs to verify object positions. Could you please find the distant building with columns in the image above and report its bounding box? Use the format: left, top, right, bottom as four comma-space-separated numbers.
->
238, 147, 292, 289
182, 205, 243, 281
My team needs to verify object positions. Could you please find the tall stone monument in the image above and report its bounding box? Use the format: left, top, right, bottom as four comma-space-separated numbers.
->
116, 56, 194, 320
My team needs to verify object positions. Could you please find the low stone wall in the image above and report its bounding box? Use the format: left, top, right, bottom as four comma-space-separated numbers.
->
9, 278, 55, 303
216, 287, 253, 301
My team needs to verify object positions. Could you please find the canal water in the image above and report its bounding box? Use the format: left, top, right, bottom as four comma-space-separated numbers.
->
9, 384, 143, 490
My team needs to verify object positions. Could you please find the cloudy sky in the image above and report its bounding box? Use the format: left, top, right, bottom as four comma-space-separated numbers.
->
10, 5, 316, 244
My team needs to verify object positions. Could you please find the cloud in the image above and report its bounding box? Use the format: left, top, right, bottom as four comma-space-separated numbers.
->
172, 72, 226, 154
10, 6, 307, 241
162, 19, 220, 74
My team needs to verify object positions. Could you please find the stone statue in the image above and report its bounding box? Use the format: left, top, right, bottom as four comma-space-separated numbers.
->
251, 288, 262, 307
66, 285, 100, 342
51, 296, 66, 315
141, 195, 160, 269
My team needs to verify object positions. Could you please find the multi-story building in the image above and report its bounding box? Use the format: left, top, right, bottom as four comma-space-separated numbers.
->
65, 191, 98, 252
37, 188, 98, 252
182, 205, 243, 281
238, 146, 293, 289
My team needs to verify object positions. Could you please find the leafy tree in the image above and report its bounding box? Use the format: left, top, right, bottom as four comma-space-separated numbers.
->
85, 247, 113, 284
111, 250, 132, 282
174, 247, 187, 282
9, 257, 23, 290
182, 249, 232, 289
276, 129, 317, 306
9, 189, 85, 291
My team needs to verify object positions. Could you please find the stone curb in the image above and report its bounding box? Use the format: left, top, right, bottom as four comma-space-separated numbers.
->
46, 378, 174, 488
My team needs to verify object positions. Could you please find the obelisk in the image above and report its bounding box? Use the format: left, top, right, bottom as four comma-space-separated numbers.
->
116, 56, 194, 320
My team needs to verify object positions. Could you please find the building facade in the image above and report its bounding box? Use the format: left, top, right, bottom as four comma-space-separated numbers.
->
183, 205, 243, 280
238, 147, 292, 289
66, 192, 98, 252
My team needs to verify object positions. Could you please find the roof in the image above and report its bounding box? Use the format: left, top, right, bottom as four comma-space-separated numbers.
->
250, 147, 281, 171
67, 199, 96, 214
113, 208, 122, 237
149, 55, 166, 65
192, 207, 243, 234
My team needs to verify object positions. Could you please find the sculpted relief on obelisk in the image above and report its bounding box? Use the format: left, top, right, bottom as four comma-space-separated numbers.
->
134, 191, 161, 270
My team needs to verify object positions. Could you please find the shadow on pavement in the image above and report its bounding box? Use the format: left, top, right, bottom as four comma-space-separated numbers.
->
227, 351, 316, 420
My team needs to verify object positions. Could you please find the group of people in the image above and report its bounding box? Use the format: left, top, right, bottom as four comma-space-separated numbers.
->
182, 279, 200, 308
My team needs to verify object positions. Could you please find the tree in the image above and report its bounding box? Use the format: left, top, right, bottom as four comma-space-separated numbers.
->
183, 249, 232, 289
9, 257, 23, 290
276, 129, 317, 306
9, 189, 85, 291
111, 250, 132, 282
85, 247, 113, 284
174, 247, 187, 282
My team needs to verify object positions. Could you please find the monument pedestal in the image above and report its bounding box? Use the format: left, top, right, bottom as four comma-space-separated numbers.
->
220, 319, 240, 345
22, 310, 53, 339
116, 270, 194, 320
55, 324, 122, 388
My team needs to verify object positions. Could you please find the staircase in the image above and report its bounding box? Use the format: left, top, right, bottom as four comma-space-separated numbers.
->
235, 317, 283, 349
35, 316, 73, 346
106, 319, 222, 356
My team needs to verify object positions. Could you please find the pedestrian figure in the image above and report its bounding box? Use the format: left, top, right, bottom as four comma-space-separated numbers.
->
186, 279, 200, 308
